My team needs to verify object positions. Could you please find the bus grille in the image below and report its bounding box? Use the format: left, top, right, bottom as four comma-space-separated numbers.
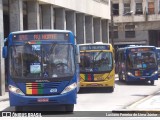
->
84, 74, 94, 82
25, 82, 62, 95
82, 74, 105, 82
135, 71, 143, 76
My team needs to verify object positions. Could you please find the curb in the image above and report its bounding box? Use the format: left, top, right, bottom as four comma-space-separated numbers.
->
116, 90, 160, 112
0, 98, 9, 102
126, 95, 155, 110
0, 92, 9, 102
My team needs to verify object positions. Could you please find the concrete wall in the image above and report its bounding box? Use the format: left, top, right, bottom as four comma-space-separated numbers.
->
38, 0, 110, 19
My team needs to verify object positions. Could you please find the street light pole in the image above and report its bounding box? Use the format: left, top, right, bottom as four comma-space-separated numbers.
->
110, 1, 114, 47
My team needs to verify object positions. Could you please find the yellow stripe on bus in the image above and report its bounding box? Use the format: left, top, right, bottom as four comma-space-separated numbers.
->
80, 74, 85, 81
26, 83, 32, 94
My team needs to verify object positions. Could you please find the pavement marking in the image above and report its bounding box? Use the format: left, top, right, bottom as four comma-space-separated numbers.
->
125, 91, 160, 111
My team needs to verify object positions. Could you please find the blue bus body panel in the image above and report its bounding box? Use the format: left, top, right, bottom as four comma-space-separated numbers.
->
127, 74, 158, 82
8, 74, 78, 106
156, 48, 160, 76
9, 89, 77, 106
17, 81, 70, 95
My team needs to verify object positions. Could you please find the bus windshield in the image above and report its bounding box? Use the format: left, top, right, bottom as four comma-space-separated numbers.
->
157, 49, 160, 60
80, 51, 113, 73
127, 51, 157, 69
9, 44, 75, 79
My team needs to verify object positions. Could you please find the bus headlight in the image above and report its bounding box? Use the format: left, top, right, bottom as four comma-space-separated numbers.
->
8, 85, 24, 96
61, 83, 77, 94
127, 72, 134, 77
151, 71, 158, 76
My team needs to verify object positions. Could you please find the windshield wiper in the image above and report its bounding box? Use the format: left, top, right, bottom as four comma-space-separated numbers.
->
94, 50, 103, 60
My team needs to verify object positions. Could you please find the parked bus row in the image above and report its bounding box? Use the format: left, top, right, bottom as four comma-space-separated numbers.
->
2, 29, 159, 113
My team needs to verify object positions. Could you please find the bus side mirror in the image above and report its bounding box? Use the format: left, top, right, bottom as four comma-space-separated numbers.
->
3, 46, 7, 58
76, 45, 80, 64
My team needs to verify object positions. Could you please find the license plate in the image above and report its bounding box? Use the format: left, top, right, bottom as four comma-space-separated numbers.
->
37, 98, 49, 102
140, 78, 145, 80
87, 84, 103, 87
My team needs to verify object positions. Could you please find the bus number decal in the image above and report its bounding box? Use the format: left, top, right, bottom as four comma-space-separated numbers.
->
50, 88, 57, 93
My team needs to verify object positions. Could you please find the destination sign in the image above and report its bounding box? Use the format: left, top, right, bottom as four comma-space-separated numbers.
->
80, 45, 110, 51
130, 47, 154, 52
13, 33, 69, 41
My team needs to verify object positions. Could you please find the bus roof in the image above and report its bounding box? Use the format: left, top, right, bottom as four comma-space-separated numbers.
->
118, 45, 156, 50
156, 47, 160, 50
10, 29, 73, 35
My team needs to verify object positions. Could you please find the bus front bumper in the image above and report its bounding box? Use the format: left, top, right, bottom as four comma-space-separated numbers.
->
9, 89, 77, 107
80, 79, 115, 88
127, 74, 158, 82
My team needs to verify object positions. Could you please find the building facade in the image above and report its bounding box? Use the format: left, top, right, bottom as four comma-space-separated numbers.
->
111, 0, 160, 48
0, 0, 111, 95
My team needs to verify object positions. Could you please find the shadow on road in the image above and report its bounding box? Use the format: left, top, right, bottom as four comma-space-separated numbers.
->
131, 94, 149, 97
115, 80, 156, 86
78, 87, 113, 94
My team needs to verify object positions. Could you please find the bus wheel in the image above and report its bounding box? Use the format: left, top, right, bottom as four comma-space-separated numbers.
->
65, 104, 74, 112
118, 74, 123, 81
108, 87, 114, 92
15, 106, 23, 112
150, 80, 154, 85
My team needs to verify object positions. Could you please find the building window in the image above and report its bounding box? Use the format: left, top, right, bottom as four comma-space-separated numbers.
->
148, 2, 155, 14
125, 25, 135, 38
113, 31, 118, 38
124, 3, 131, 15
109, 31, 118, 39
109, 26, 118, 39
125, 25, 135, 29
135, 3, 143, 14
125, 31, 135, 38
113, 3, 119, 15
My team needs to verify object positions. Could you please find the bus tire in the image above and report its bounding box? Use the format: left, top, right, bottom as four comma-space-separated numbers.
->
118, 74, 122, 81
150, 80, 154, 85
15, 106, 23, 112
65, 104, 74, 112
108, 87, 114, 92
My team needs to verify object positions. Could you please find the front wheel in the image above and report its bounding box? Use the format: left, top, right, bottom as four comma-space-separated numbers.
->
15, 106, 23, 112
150, 80, 155, 85
118, 73, 123, 82
65, 104, 74, 112
108, 87, 114, 93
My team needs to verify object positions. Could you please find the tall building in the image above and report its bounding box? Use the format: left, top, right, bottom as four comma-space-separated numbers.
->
111, 0, 160, 48
0, 0, 111, 95
2, 0, 111, 43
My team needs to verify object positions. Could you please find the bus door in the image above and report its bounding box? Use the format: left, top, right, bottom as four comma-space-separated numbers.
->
118, 50, 127, 81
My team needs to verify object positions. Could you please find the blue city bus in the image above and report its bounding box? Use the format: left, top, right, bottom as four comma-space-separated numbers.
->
2, 30, 80, 112
117, 46, 158, 85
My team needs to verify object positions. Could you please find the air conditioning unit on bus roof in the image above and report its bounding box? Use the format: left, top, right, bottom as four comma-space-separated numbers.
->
128, 45, 142, 47
95, 42, 103, 44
